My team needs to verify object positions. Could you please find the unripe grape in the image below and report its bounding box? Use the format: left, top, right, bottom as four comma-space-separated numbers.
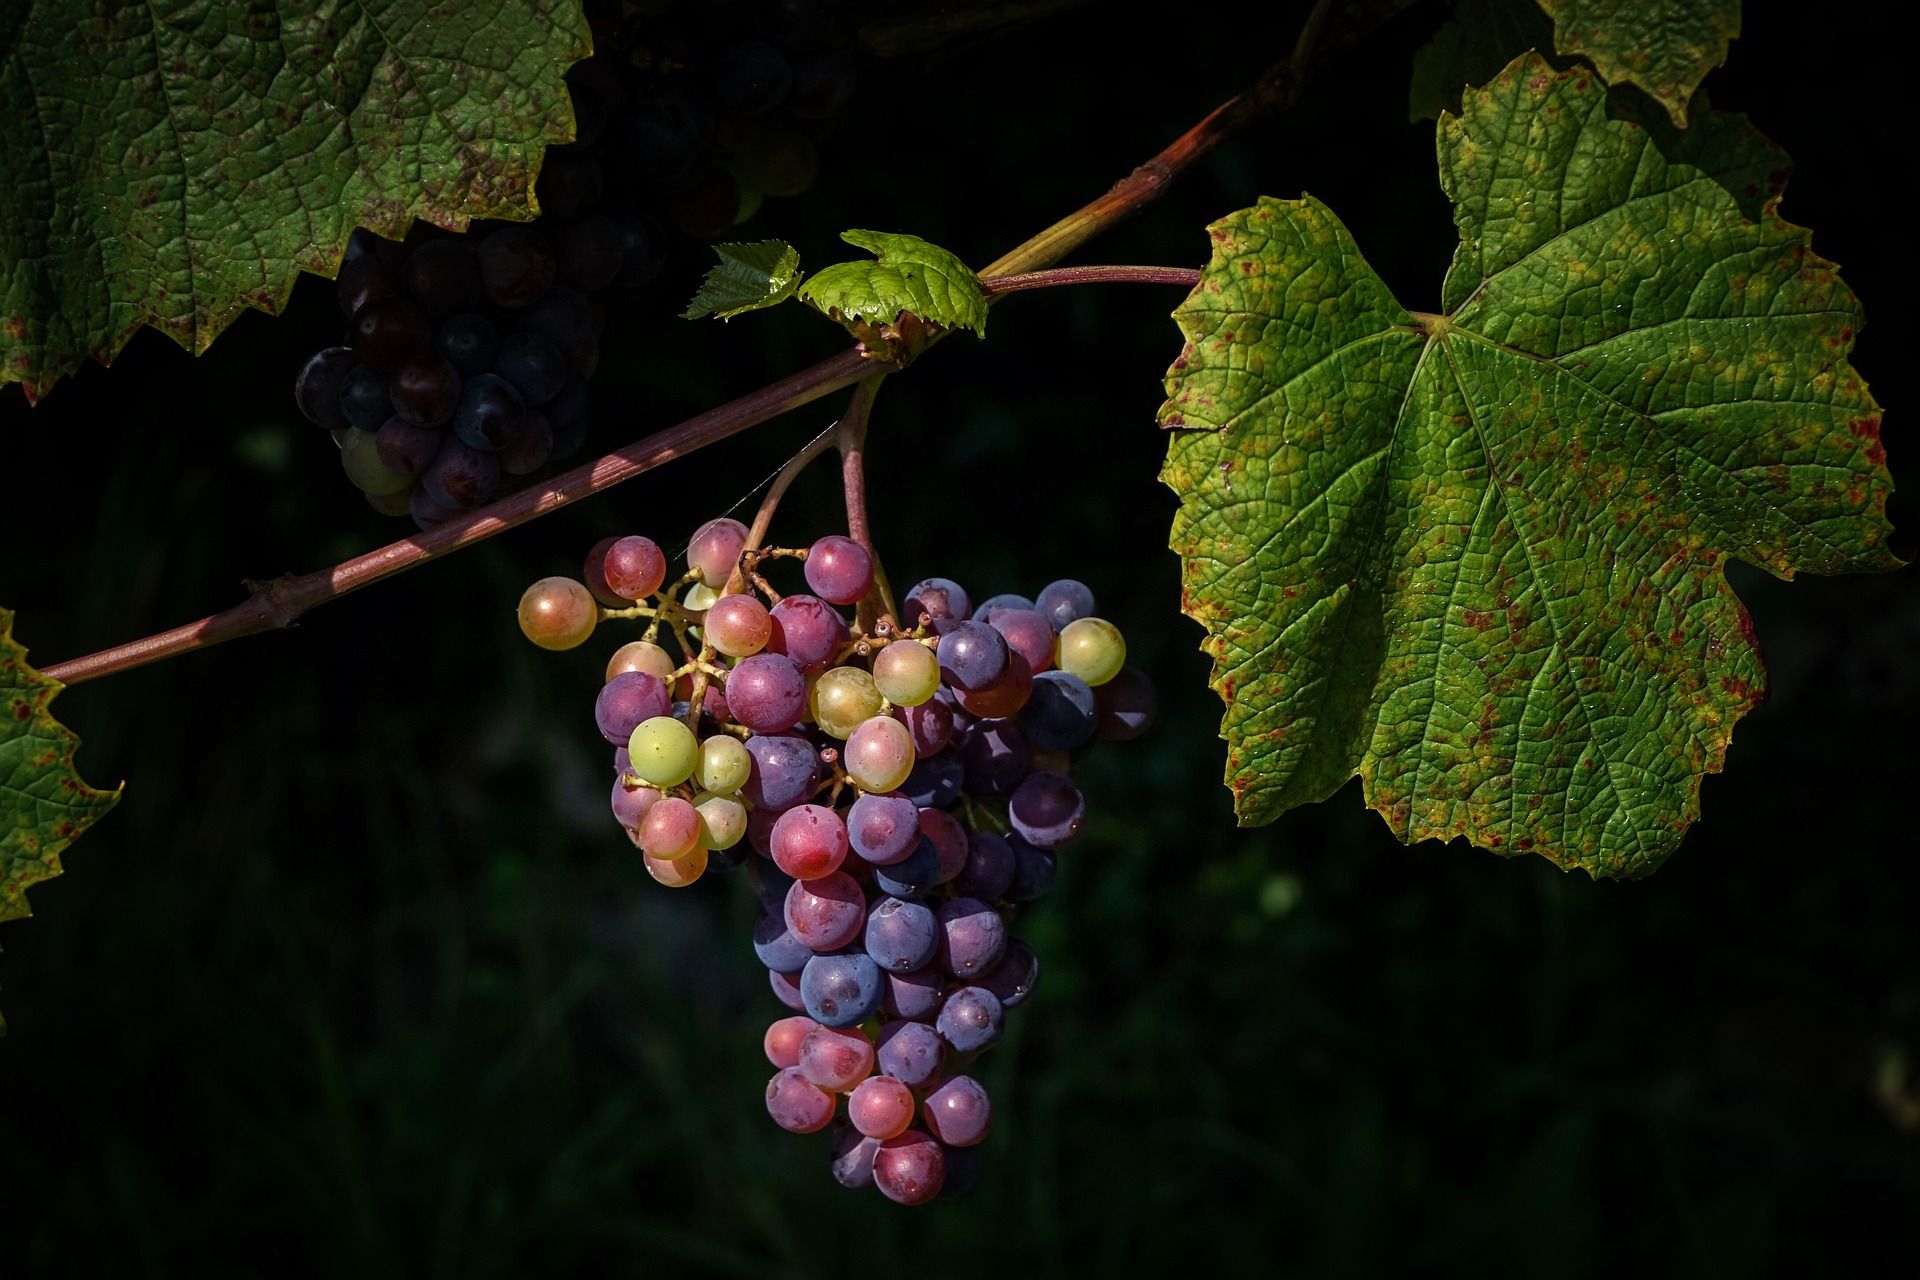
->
340, 428, 413, 496
810, 666, 884, 739
688, 517, 749, 587
518, 576, 598, 650
848, 1075, 916, 1140
644, 845, 708, 888
1057, 617, 1126, 686
706, 593, 772, 656
627, 715, 698, 786
872, 640, 940, 706
641, 796, 702, 859
844, 715, 916, 793
699, 734, 753, 794
682, 582, 719, 613
694, 791, 748, 850
606, 639, 676, 684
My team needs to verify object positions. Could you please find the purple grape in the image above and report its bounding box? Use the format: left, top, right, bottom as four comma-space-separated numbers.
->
409, 486, 458, 531
375, 416, 446, 477
981, 939, 1039, 1007
1035, 579, 1095, 630
799, 951, 883, 1028
936, 899, 1006, 978
971, 593, 1033, 623
935, 987, 1004, 1054
551, 214, 624, 291
294, 346, 356, 429
750, 858, 797, 916
453, 373, 527, 452
1094, 667, 1159, 742
422, 439, 500, 509
350, 296, 430, 371
498, 409, 553, 476
831, 1129, 880, 1189
610, 778, 656, 830
1007, 771, 1085, 847
864, 897, 939, 973
769, 967, 807, 1013
873, 837, 939, 898
336, 246, 397, 319
803, 535, 873, 606
954, 831, 1015, 900
963, 722, 1031, 795
900, 751, 964, 808
1019, 670, 1097, 751
1007, 837, 1056, 901
477, 226, 556, 307
917, 807, 969, 884
784, 871, 865, 951
766, 594, 848, 670
741, 733, 821, 810
904, 578, 970, 626
403, 238, 481, 318
894, 699, 954, 756
882, 968, 943, 1023
876, 1019, 945, 1086
434, 312, 498, 378
754, 912, 813, 974
923, 1075, 992, 1147
518, 287, 599, 352
494, 330, 567, 406
936, 621, 1008, 692
847, 792, 920, 865
729, 653, 809, 733
388, 356, 461, 427
990, 608, 1056, 673
594, 672, 670, 745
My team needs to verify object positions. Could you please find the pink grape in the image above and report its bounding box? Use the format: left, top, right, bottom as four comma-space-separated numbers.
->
923, 1075, 992, 1147
726, 653, 809, 733
517, 577, 597, 650
848, 1076, 915, 1140
766, 594, 848, 670
873, 1130, 946, 1204
803, 535, 874, 605
771, 804, 849, 879
641, 796, 701, 859
764, 1015, 819, 1068
688, 517, 749, 587
783, 871, 865, 951
610, 780, 661, 831
765, 1067, 836, 1133
706, 593, 772, 656
603, 535, 667, 599
798, 1025, 875, 1092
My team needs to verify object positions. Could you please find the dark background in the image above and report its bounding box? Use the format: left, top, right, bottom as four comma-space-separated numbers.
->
2, 1, 1915, 1274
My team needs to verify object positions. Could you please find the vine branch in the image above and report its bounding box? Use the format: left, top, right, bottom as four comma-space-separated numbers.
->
834, 376, 895, 630
40, 0, 1390, 688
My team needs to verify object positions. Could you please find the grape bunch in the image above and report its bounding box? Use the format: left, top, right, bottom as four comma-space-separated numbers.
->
292, 0, 858, 527
518, 520, 1157, 1204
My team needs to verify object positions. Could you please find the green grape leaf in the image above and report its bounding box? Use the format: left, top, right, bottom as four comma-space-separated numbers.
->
0, 0, 591, 403
1159, 53, 1895, 878
1409, 0, 1556, 121
2, 608, 121, 1030
683, 241, 804, 320
1538, 0, 1740, 125
798, 231, 987, 338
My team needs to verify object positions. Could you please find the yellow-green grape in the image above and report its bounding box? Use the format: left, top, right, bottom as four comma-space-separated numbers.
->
519, 576, 599, 651
699, 734, 753, 794
844, 715, 916, 793
628, 715, 699, 786
695, 791, 748, 850
644, 846, 708, 888
683, 582, 720, 614
871, 640, 940, 706
1057, 617, 1126, 687
607, 639, 676, 684
340, 428, 411, 496
810, 666, 885, 739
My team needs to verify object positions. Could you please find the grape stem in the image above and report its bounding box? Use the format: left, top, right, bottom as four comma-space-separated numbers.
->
978, 266, 1200, 295
39, 0, 1379, 688
835, 376, 897, 632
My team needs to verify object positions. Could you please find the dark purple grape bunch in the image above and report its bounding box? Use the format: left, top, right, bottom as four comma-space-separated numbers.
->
524, 517, 1158, 1203
293, 224, 606, 529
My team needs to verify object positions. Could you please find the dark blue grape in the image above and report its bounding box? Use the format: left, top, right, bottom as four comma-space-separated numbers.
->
1007, 771, 1085, 848
453, 373, 526, 452
900, 751, 963, 808
1019, 670, 1097, 750
340, 364, 393, 431
498, 409, 552, 476
876, 1019, 944, 1086
769, 967, 807, 1013
963, 722, 1031, 796
434, 313, 499, 378
935, 987, 1004, 1054
864, 897, 939, 973
494, 330, 567, 406
937, 622, 1007, 692
350, 296, 430, 371
800, 951, 883, 1027
904, 578, 970, 626
954, 831, 1015, 900
612, 212, 669, 287
754, 913, 813, 974
873, 837, 940, 899
517, 286, 598, 352
1094, 666, 1159, 741
294, 346, 356, 429
1007, 837, 1056, 902
1035, 579, 1096, 630
750, 858, 797, 916
981, 938, 1039, 1007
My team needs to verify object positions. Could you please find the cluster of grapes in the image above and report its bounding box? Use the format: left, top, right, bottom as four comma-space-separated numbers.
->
290, 0, 858, 527
516, 519, 1156, 1204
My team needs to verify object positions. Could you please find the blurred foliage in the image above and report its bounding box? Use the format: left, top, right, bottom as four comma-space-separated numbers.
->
0, 1, 1914, 1274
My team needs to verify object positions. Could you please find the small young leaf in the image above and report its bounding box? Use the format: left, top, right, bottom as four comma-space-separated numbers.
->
684, 241, 805, 320
798, 231, 987, 338
1538, 0, 1740, 125
0, 0, 592, 403
2, 607, 121, 1029
1409, 0, 1555, 121
1160, 53, 1894, 878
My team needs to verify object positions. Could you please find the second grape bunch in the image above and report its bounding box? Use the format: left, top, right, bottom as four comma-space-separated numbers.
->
519, 517, 1157, 1203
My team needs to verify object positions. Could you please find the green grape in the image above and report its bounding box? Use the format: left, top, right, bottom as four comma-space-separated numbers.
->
700, 734, 753, 793
810, 666, 884, 739
872, 640, 940, 706
628, 715, 699, 787
683, 582, 720, 614
1057, 617, 1126, 687
340, 427, 412, 496
519, 577, 598, 651
695, 791, 748, 850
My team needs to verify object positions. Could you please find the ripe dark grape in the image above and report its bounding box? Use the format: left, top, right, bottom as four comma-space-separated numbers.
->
375, 417, 446, 477
935, 987, 1004, 1054
873, 1131, 945, 1205
799, 951, 883, 1028
453, 373, 527, 452
294, 347, 356, 429
740, 733, 820, 810
881, 969, 943, 1024
498, 409, 553, 475
937, 621, 1008, 691
340, 364, 394, 431
954, 831, 1015, 900
551, 215, 624, 290
1094, 667, 1160, 741
422, 438, 500, 509
767, 594, 848, 669
872, 838, 940, 899
349, 296, 431, 371
847, 792, 919, 865
494, 330, 567, 405
402, 238, 481, 318
785, 872, 864, 951
1035, 579, 1096, 630
1007, 771, 1085, 848
754, 914, 813, 974
981, 940, 1039, 1008
434, 312, 499, 378
864, 897, 938, 973
518, 286, 598, 352
388, 356, 461, 427
477, 226, 557, 308
923, 1076, 991, 1148
1020, 670, 1097, 750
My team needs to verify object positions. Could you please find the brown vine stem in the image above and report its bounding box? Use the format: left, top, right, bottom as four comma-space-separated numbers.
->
834, 376, 896, 631
41, 0, 1387, 688
979, 265, 1201, 295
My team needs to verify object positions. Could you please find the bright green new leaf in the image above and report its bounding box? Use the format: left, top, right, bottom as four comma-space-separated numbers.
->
0, 0, 591, 402
1538, 0, 1740, 125
1409, 0, 1555, 121
2, 608, 121, 1030
798, 231, 987, 338
683, 241, 804, 320
1160, 53, 1895, 877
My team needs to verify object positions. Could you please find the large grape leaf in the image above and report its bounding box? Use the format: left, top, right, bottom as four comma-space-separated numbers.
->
1538, 0, 1740, 125
2, 608, 121, 1031
0, 0, 591, 403
1159, 53, 1896, 878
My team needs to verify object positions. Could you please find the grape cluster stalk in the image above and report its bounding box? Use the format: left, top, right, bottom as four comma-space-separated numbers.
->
519, 519, 1157, 1204
292, 0, 858, 527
